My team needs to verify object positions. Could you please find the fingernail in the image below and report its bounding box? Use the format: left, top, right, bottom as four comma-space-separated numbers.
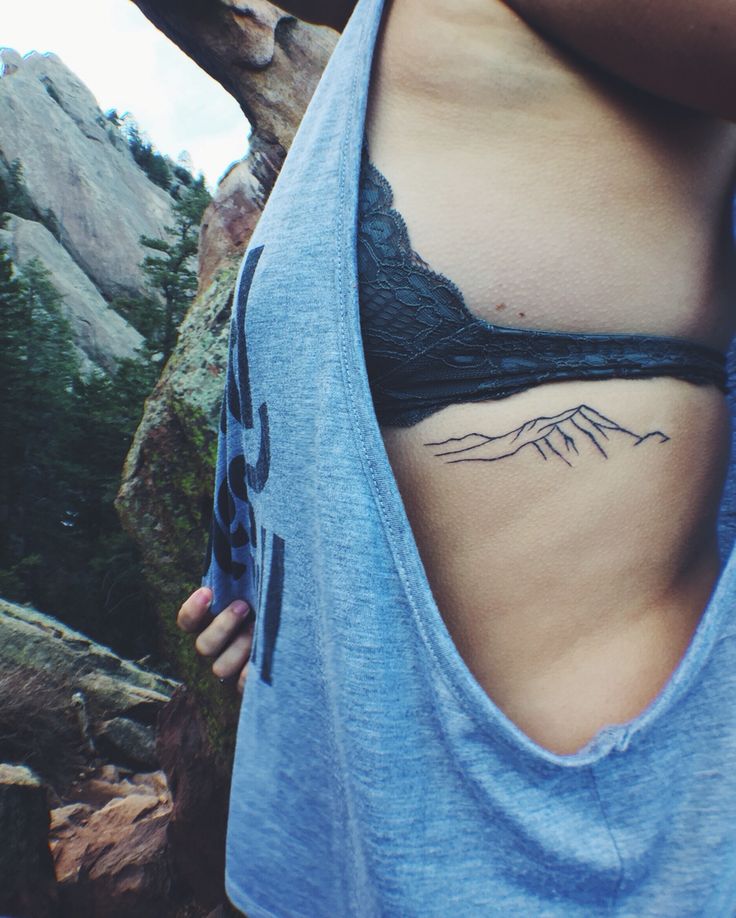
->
232, 600, 250, 617
196, 587, 212, 608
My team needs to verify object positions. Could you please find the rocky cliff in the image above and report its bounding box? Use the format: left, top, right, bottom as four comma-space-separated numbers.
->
0, 46, 180, 372
0, 598, 234, 917
0, 213, 142, 374
115, 2, 337, 732
0, 10, 337, 913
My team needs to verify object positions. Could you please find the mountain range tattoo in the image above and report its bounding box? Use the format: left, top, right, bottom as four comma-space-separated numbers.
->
423, 405, 670, 467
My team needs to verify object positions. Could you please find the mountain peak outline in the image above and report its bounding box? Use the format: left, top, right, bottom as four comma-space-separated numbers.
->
424, 404, 670, 466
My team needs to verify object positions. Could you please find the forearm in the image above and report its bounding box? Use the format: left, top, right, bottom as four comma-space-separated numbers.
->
502, 0, 736, 121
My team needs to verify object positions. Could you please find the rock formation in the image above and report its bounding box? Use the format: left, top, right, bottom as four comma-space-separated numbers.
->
0, 8, 342, 912
0, 764, 59, 918
50, 779, 175, 918
0, 46, 173, 300
116, 2, 338, 755
0, 45, 177, 373
0, 597, 178, 730
0, 214, 143, 373
128, 0, 337, 151
0, 598, 235, 916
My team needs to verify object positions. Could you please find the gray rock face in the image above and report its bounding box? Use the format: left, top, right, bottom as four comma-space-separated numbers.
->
95, 717, 158, 771
115, 2, 337, 761
0, 46, 174, 302
0, 597, 180, 725
0, 215, 144, 372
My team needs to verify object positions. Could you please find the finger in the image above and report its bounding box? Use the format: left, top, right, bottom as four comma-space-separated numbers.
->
212, 627, 254, 680
177, 586, 212, 633
195, 600, 252, 658
237, 662, 249, 695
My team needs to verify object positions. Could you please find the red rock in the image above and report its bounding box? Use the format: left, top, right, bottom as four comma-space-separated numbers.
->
156, 685, 233, 911
51, 792, 174, 918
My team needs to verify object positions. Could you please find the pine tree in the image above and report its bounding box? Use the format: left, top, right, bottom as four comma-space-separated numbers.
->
5, 160, 36, 220
65, 355, 158, 653
0, 255, 80, 600
109, 291, 162, 342
104, 108, 122, 128
123, 117, 174, 192
0, 242, 25, 594
0, 247, 159, 657
0, 151, 211, 661
139, 178, 212, 360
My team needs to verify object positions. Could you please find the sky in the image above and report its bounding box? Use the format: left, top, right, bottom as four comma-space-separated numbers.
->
2, 0, 251, 193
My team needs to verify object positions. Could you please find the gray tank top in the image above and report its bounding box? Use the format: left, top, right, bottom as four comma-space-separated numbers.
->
201, 0, 736, 913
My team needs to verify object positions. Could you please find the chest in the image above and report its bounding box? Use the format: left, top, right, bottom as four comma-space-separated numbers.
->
362, 4, 736, 348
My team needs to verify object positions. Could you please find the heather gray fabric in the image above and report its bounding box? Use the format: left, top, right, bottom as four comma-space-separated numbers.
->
201, 0, 736, 912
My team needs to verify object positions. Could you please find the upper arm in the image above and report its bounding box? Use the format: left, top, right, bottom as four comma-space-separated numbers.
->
501, 0, 736, 122
270, 0, 358, 32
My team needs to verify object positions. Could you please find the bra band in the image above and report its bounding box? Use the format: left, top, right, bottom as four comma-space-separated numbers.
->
369, 332, 728, 428
357, 140, 729, 428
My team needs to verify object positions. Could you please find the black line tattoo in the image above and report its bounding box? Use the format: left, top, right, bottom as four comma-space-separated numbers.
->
423, 405, 670, 467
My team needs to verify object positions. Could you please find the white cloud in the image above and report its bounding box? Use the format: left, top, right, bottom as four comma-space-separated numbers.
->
2, 0, 249, 192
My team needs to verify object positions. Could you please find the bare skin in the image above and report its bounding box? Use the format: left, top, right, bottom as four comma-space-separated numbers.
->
272, 0, 736, 122
362, 0, 736, 753
180, 0, 736, 747
177, 588, 252, 694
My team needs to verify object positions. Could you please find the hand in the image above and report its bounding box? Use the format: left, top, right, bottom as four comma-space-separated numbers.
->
176, 587, 254, 695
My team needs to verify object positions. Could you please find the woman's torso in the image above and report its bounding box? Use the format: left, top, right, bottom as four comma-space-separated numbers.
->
363, 0, 736, 754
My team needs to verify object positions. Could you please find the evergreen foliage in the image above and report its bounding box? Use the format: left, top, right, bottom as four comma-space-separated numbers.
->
104, 108, 122, 128
0, 246, 159, 661
117, 113, 207, 199
0, 161, 59, 237
3, 160, 36, 220
0, 118, 211, 662
173, 164, 194, 189
123, 118, 174, 192
109, 178, 211, 361
109, 291, 161, 342
139, 178, 212, 360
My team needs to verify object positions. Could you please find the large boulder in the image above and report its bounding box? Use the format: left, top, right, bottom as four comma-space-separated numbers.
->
116, 2, 338, 756
197, 139, 283, 295
0, 215, 144, 373
0, 596, 236, 915
156, 684, 234, 910
0, 597, 179, 728
0, 46, 174, 301
0, 597, 182, 795
129, 0, 337, 151
51, 789, 174, 918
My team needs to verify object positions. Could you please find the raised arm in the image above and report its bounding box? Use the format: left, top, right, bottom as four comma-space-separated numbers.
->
502, 0, 736, 122
270, 0, 358, 32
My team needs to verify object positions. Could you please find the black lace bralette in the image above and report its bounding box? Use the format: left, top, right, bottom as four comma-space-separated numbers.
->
356, 138, 729, 428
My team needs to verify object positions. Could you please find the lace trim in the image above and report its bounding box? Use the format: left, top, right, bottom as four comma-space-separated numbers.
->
356, 136, 728, 428
360, 138, 471, 310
